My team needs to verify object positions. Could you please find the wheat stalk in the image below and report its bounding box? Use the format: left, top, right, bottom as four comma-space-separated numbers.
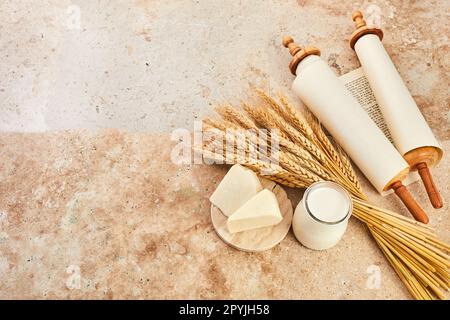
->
208, 110, 330, 181
255, 89, 316, 142
335, 142, 363, 195
279, 152, 322, 184
257, 94, 363, 196
245, 103, 328, 164
247, 94, 348, 182
215, 104, 258, 130
200, 148, 307, 188
303, 109, 365, 198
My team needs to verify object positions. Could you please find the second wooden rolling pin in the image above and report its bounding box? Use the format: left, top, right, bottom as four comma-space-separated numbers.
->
349, 11, 444, 209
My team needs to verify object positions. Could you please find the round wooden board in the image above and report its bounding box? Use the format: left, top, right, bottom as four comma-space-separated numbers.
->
211, 178, 293, 252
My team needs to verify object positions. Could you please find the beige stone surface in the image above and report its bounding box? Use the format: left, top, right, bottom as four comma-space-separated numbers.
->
0, 0, 448, 299
0, 0, 448, 136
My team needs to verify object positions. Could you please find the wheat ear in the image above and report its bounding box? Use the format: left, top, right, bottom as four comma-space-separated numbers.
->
277, 93, 316, 142
214, 104, 258, 130
199, 148, 307, 188
335, 142, 364, 196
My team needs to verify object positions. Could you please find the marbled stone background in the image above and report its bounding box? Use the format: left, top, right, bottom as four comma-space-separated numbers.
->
0, 0, 448, 299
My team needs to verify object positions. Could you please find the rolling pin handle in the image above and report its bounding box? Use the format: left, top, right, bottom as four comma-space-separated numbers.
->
352, 11, 367, 29
282, 36, 321, 75
390, 181, 429, 224
416, 162, 443, 209
282, 36, 301, 56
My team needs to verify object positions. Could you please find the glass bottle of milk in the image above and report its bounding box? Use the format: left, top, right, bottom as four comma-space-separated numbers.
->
292, 181, 352, 250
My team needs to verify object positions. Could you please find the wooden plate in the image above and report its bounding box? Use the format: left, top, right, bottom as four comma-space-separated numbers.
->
211, 178, 293, 252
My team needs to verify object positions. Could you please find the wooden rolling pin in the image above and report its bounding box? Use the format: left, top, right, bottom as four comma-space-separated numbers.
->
349, 11, 443, 209
283, 36, 429, 223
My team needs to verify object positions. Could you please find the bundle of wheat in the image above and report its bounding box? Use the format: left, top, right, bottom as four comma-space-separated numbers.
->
198, 90, 449, 300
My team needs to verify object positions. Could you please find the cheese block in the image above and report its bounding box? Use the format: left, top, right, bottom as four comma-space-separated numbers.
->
227, 189, 283, 233
209, 164, 263, 217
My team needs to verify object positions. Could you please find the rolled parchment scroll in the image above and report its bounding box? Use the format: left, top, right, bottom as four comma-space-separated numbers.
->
349, 11, 443, 209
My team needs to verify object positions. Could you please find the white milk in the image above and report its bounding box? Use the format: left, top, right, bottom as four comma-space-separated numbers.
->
292, 181, 352, 250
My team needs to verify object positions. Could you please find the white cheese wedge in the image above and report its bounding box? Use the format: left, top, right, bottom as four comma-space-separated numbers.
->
227, 189, 283, 233
209, 164, 262, 217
